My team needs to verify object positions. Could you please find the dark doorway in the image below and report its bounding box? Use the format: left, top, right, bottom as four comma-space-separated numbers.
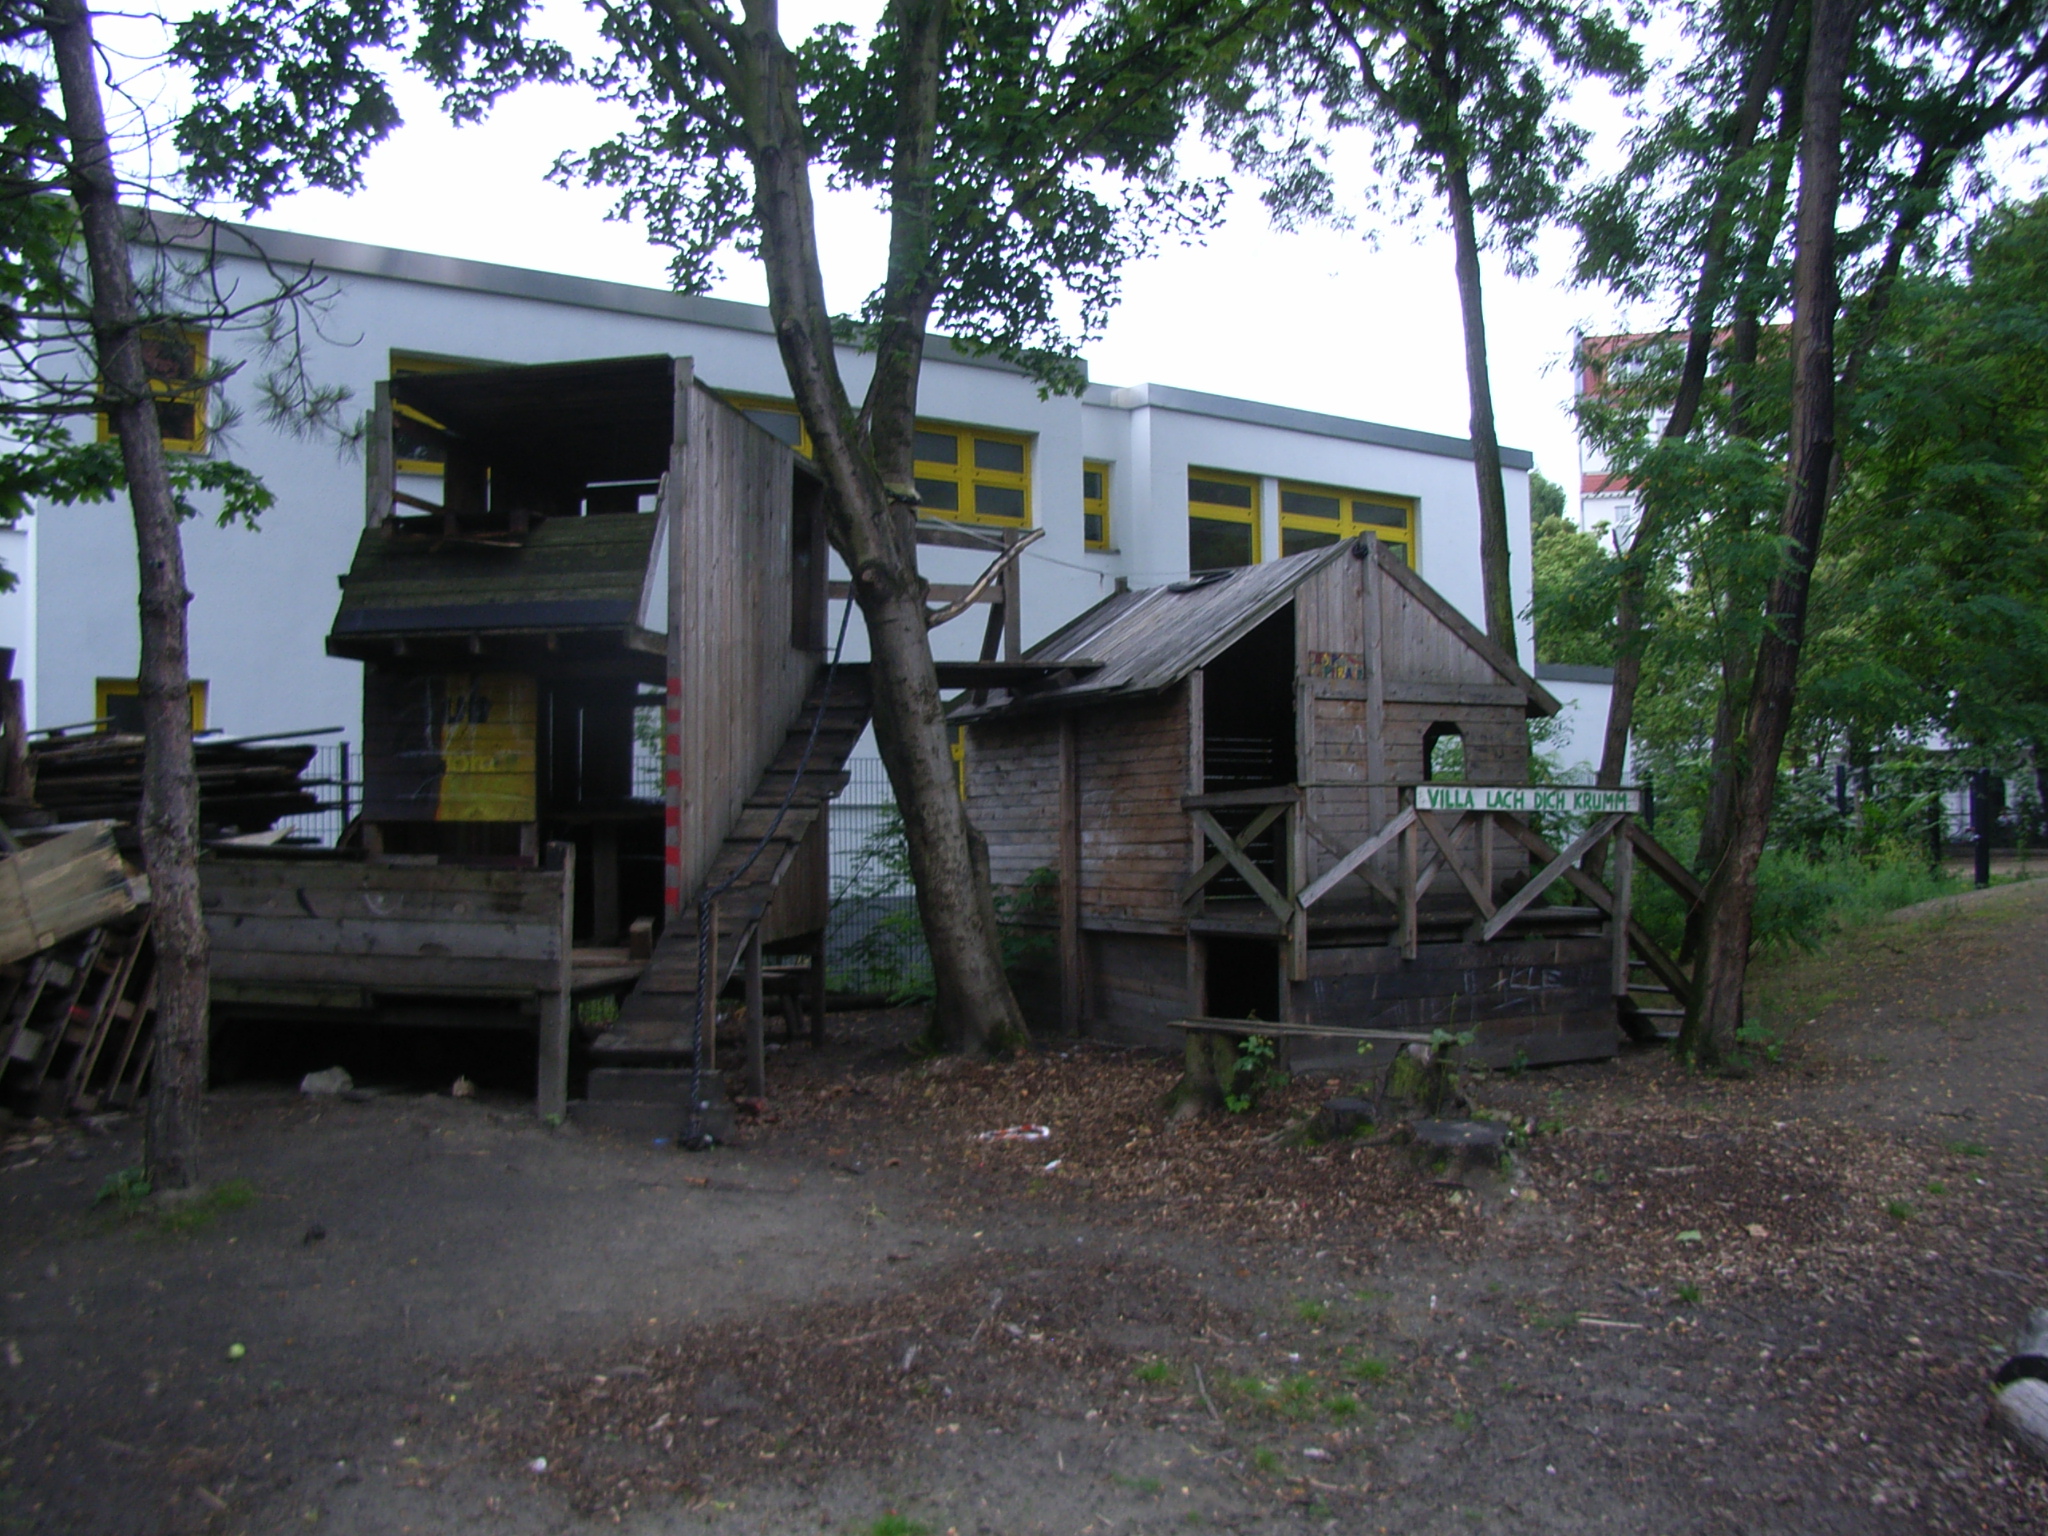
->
1205, 937, 1281, 1023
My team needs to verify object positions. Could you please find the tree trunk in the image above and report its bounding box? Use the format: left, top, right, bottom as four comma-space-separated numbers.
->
1681, 0, 1859, 1068
1592, 0, 1796, 793
738, 10, 1026, 1054
1443, 159, 1516, 661
46, 0, 210, 1186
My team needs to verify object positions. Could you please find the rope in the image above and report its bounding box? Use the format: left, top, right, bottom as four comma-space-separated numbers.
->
682, 592, 857, 1149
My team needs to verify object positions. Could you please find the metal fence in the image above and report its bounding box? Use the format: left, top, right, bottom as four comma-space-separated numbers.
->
271, 742, 359, 847
825, 757, 929, 997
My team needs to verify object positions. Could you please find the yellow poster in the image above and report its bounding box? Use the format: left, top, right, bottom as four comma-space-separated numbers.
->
436, 673, 536, 822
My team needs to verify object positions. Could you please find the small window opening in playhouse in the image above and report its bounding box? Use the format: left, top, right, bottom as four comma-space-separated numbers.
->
1424, 722, 1466, 781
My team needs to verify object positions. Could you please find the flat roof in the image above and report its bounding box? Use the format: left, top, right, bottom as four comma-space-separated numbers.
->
1083, 382, 1535, 470
157, 215, 1532, 467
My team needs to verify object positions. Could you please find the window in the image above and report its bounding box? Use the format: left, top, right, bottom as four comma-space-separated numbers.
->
1083, 461, 1111, 550
913, 423, 1031, 528
98, 327, 208, 453
95, 677, 208, 735
1279, 481, 1417, 565
713, 392, 1034, 528
1188, 470, 1260, 571
722, 393, 814, 457
390, 351, 496, 475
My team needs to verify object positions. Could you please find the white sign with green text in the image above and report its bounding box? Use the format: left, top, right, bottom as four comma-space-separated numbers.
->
1410, 784, 1643, 816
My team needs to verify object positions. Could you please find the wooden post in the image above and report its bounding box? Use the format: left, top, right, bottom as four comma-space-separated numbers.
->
1360, 540, 1388, 834
365, 380, 394, 528
1398, 811, 1418, 959
1287, 799, 1308, 981
592, 823, 620, 945
1000, 530, 1022, 661
1477, 811, 1493, 906
743, 924, 765, 1098
701, 899, 718, 1073
1057, 712, 1081, 1032
1609, 824, 1635, 998
536, 841, 574, 1121
809, 926, 827, 1048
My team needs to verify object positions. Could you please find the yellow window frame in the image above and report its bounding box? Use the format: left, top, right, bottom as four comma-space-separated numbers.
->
912, 421, 1032, 528
721, 392, 815, 457
97, 326, 209, 454
95, 677, 208, 734
1187, 468, 1262, 567
1278, 480, 1417, 565
1082, 460, 1111, 550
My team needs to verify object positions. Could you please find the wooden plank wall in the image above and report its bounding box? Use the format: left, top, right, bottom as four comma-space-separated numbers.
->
1294, 548, 1532, 905
1083, 931, 1187, 1049
965, 716, 1060, 895
667, 371, 821, 908
1074, 688, 1190, 926
1288, 935, 1616, 1068
202, 856, 570, 995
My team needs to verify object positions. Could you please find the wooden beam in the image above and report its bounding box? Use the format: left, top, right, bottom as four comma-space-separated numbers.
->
1492, 816, 1696, 1007
1302, 811, 1398, 904
1297, 806, 1416, 909
744, 925, 765, 1099
1610, 828, 1635, 998
536, 841, 573, 1122
1186, 809, 1293, 921
1481, 814, 1626, 941
1416, 809, 1494, 917
1058, 712, 1081, 1032
1182, 786, 1300, 810
1626, 820, 1707, 908
1399, 818, 1418, 958
1175, 800, 1291, 905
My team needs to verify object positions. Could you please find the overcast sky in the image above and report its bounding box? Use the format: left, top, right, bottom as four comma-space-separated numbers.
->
104, 1, 2040, 523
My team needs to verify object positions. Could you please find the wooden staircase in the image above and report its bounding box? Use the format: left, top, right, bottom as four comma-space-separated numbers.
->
591, 669, 870, 1065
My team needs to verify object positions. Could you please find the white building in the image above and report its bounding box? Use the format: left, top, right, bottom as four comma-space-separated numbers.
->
9, 221, 1606, 773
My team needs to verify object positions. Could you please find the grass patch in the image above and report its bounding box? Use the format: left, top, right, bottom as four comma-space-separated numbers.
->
1925, 1179, 1948, 1196
1884, 1198, 1916, 1223
1324, 1394, 1361, 1421
1947, 1140, 1989, 1158
1350, 1355, 1391, 1384
867, 1518, 927, 1536
1134, 1357, 1174, 1385
1451, 1409, 1476, 1431
1292, 1299, 1328, 1325
1250, 1447, 1283, 1476
96, 1172, 259, 1236
1674, 1283, 1702, 1307
1110, 1474, 1163, 1495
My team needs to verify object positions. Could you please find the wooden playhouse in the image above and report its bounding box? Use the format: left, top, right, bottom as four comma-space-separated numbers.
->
957, 535, 1701, 1069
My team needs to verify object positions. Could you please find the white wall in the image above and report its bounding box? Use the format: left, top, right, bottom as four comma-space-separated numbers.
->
19, 228, 1547, 763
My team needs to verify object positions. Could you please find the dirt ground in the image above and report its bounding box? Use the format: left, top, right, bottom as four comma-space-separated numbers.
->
4, 885, 2048, 1536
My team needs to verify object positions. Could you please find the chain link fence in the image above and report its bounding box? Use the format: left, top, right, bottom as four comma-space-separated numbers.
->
826, 758, 929, 997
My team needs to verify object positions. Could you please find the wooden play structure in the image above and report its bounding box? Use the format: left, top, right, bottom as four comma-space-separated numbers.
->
958, 536, 1703, 1069
201, 355, 865, 1117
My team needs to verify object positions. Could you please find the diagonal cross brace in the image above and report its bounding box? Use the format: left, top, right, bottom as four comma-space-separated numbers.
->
1298, 806, 1417, 909
1182, 807, 1293, 920
1415, 809, 1494, 918
1481, 814, 1626, 940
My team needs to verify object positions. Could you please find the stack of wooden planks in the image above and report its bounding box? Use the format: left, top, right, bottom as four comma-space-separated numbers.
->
27, 734, 323, 833
0, 822, 151, 1116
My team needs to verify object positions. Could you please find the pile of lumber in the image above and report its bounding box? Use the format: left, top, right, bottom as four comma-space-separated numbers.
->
26, 735, 323, 833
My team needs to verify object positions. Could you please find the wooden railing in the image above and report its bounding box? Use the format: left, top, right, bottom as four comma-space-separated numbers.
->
1184, 783, 1707, 1027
